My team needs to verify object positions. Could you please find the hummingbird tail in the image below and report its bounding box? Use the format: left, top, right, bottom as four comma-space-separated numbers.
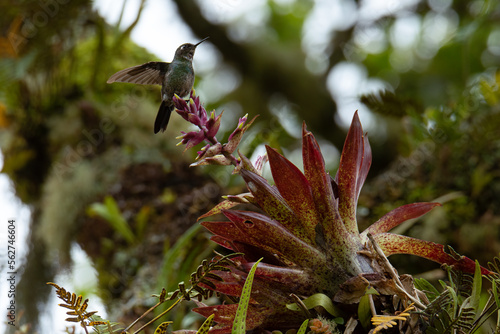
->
154, 101, 173, 134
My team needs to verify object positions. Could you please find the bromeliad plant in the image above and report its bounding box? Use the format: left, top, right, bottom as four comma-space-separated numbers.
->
172, 92, 492, 333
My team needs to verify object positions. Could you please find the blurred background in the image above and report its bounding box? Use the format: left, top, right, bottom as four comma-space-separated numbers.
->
1, 0, 500, 333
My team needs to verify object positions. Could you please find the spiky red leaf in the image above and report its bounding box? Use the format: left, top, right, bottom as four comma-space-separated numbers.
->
201, 221, 246, 243
302, 123, 350, 247
266, 146, 319, 242
372, 233, 492, 275
240, 262, 315, 294
361, 202, 441, 238
199, 272, 245, 297
222, 210, 326, 268
357, 132, 371, 198
335, 111, 369, 234
193, 303, 271, 332
240, 169, 315, 244
209, 235, 234, 250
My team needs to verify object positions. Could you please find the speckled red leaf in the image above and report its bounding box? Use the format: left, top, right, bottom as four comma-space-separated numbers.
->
240, 262, 315, 294
335, 111, 367, 234
301, 123, 350, 246
203, 221, 281, 263
203, 327, 231, 334
230, 240, 289, 266
223, 210, 326, 268
199, 271, 245, 297
266, 146, 319, 242
356, 132, 371, 199
193, 303, 271, 332
240, 169, 315, 244
372, 233, 492, 275
209, 235, 234, 250
361, 202, 441, 238
201, 221, 246, 244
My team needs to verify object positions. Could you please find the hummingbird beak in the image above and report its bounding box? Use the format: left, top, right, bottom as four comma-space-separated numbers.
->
195, 37, 209, 47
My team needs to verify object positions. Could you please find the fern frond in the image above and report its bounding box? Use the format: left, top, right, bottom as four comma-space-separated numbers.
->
90, 315, 123, 334
196, 314, 214, 334
487, 254, 500, 277
422, 262, 499, 334
371, 304, 414, 333
47, 282, 106, 334
168, 252, 243, 302
124, 252, 243, 334
153, 321, 172, 334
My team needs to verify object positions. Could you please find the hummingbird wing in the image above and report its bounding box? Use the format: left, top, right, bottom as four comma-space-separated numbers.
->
107, 62, 169, 85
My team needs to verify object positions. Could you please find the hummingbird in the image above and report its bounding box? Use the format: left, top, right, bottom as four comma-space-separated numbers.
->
107, 37, 209, 133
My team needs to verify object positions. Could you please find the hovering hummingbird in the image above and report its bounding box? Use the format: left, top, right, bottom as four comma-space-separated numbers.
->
107, 37, 209, 133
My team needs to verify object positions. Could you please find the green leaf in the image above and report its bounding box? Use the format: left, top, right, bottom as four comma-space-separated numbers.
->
196, 314, 214, 334
157, 223, 205, 292
492, 280, 500, 309
365, 287, 379, 295
357, 294, 372, 329
296, 319, 310, 334
414, 278, 441, 302
461, 260, 482, 314
286, 293, 343, 317
135, 205, 151, 240
447, 286, 459, 317
87, 196, 135, 244
232, 258, 262, 334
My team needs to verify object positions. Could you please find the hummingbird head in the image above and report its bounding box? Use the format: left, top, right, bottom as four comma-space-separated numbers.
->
175, 37, 209, 61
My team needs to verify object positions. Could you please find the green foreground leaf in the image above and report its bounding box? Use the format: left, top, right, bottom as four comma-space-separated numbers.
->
232, 258, 263, 334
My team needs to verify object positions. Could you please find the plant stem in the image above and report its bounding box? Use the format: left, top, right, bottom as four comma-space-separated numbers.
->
367, 233, 426, 310
132, 298, 182, 334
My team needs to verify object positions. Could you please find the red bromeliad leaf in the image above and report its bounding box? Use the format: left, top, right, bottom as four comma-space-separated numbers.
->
201, 221, 248, 244
356, 133, 371, 200
202, 267, 294, 306
301, 124, 350, 247
240, 169, 316, 244
371, 233, 493, 275
204, 226, 280, 265
335, 111, 367, 235
200, 271, 246, 297
221, 210, 326, 268
266, 146, 319, 240
209, 235, 234, 250
244, 262, 309, 282
240, 262, 316, 295
194, 302, 303, 333
193, 303, 271, 332
361, 202, 441, 239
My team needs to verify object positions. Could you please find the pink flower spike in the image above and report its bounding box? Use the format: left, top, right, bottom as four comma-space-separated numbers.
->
177, 130, 205, 150
187, 113, 202, 126
228, 114, 248, 142
197, 144, 211, 158
236, 114, 248, 129
173, 94, 188, 110
206, 111, 223, 138
188, 98, 198, 115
